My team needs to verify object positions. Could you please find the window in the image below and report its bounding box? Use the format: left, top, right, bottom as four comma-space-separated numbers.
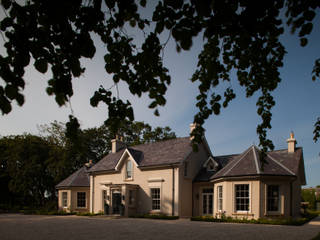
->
235, 184, 249, 211
126, 160, 132, 179
218, 186, 223, 211
62, 192, 68, 207
202, 188, 213, 215
267, 185, 280, 211
151, 188, 160, 210
184, 162, 188, 177
77, 192, 86, 208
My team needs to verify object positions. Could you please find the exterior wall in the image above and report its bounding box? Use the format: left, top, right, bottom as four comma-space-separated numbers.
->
292, 178, 302, 217
216, 180, 261, 220
260, 179, 291, 218
179, 144, 210, 217
58, 189, 71, 212
58, 187, 90, 212
192, 182, 214, 216
91, 151, 179, 216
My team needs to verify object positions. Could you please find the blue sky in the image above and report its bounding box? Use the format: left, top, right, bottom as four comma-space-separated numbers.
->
0, 5, 319, 187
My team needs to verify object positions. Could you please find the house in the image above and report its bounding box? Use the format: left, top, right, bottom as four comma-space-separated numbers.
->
56, 124, 306, 219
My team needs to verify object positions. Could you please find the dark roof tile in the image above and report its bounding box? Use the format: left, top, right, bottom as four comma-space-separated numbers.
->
56, 166, 91, 188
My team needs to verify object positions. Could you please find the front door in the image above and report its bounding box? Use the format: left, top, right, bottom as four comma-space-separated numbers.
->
112, 190, 122, 214
202, 188, 213, 215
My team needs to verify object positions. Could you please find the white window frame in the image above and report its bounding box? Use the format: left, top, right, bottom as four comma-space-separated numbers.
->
77, 192, 86, 208
62, 192, 68, 208
150, 188, 161, 211
234, 184, 250, 213
217, 185, 223, 212
202, 188, 214, 216
125, 160, 133, 180
267, 185, 280, 213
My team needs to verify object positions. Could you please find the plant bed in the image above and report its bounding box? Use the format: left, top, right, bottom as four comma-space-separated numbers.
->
75, 212, 104, 216
190, 212, 318, 226
129, 214, 179, 220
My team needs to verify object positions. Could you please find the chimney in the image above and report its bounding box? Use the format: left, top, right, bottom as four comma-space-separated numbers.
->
286, 131, 296, 153
85, 159, 93, 168
111, 135, 126, 153
190, 123, 197, 140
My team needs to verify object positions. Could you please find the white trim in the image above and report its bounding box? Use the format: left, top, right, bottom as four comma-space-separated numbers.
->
252, 146, 261, 174
115, 149, 139, 171
76, 191, 87, 209
203, 156, 219, 169
100, 181, 112, 185
233, 183, 251, 213
267, 154, 295, 175
148, 177, 164, 183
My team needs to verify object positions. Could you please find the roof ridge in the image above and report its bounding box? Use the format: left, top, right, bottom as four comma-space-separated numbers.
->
129, 137, 189, 149
222, 147, 252, 176
252, 146, 261, 174
267, 153, 295, 175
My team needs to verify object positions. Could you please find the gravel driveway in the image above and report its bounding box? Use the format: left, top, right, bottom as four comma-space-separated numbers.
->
0, 214, 319, 240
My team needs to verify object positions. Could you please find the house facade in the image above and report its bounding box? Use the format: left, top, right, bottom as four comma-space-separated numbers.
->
56, 125, 306, 219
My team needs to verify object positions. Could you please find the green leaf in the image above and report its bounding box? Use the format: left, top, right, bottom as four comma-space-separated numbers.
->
34, 59, 48, 73
1, 0, 12, 10
140, 0, 146, 7
300, 38, 308, 47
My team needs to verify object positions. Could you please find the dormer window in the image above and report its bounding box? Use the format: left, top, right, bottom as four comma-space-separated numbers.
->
126, 160, 132, 179
207, 162, 215, 171
203, 156, 219, 172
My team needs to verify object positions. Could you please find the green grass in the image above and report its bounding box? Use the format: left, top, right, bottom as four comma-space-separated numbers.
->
190, 212, 318, 226
129, 214, 179, 220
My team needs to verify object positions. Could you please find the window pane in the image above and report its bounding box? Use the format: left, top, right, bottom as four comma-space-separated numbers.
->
62, 192, 68, 207
151, 188, 160, 210
77, 192, 86, 208
235, 184, 249, 211
267, 185, 279, 211
126, 161, 132, 178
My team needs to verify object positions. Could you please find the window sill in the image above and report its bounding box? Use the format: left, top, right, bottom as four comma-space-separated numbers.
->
149, 210, 161, 214
124, 178, 134, 182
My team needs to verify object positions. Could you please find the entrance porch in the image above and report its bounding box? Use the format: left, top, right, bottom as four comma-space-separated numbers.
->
100, 183, 139, 217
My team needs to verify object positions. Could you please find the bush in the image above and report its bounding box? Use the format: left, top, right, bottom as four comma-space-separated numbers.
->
190, 212, 318, 226
75, 212, 104, 216
129, 214, 179, 220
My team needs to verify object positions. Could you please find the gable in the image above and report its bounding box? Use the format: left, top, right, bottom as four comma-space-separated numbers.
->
115, 149, 139, 171
203, 156, 219, 171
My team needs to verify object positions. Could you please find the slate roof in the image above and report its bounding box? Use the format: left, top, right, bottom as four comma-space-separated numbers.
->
56, 166, 91, 189
89, 137, 192, 173
209, 145, 302, 180
194, 154, 238, 182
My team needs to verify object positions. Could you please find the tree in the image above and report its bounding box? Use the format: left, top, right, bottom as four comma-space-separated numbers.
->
301, 188, 317, 210
1, 135, 55, 206
0, 0, 319, 153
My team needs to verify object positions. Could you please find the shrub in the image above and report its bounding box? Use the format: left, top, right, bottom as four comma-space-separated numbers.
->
190, 212, 318, 226
129, 214, 179, 220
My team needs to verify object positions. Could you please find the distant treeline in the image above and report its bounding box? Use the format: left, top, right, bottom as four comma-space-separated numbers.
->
0, 120, 176, 210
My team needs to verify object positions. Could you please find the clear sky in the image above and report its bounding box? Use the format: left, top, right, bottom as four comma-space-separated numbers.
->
0, 5, 319, 187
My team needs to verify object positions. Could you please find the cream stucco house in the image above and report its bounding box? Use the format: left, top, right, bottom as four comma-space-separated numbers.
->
56, 125, 306, 219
